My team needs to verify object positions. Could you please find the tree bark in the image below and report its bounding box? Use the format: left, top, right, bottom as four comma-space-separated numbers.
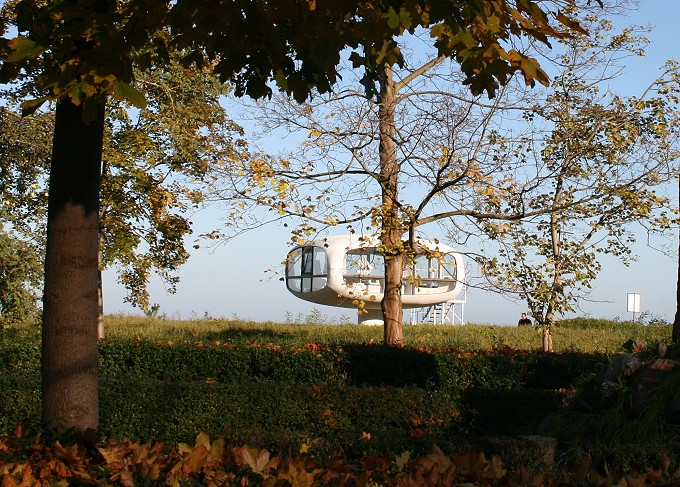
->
382, 251, 405, 346
97, 269, 105, 339
98, 238, 105, 339
674, 176, 680, 344
674, 241, 680, 343
377, 64, 404, 346
542, 208, 559, 353
42, 98, 105, 432
542, 326, 554, 353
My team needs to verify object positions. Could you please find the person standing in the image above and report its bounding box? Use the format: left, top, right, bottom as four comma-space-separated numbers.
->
518, 312, 532, 327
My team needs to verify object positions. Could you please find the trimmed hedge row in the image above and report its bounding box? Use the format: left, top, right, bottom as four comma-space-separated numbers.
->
97, 340, 607, 391
0, 374, 565, 457
0, 337, 603, 454
98, 380, 459, 453
0, 335, 40, 374
0, 334, 610, 392
99, 340, 342, 385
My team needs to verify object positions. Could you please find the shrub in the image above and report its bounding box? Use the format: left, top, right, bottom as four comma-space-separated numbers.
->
0, 334, 40, 375
97, 379, 459, 458
0, 231, 42, 326
461, 388, 563, 436
433, 348, 526, 392
0, 373, 41, 434
522, 351, 608, 389
98, 339, 341, 385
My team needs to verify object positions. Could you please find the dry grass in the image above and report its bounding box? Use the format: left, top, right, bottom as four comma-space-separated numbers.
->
101, 314, 672, 353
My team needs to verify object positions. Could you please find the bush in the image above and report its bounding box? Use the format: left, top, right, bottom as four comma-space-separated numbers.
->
0, 333, 620, 452
0, 231, 42, 326
522, 351, 608, 389
2, 317, 673, 464
461, 388, 563, 436
436, 348, 527, 392
0, 373, 41, 434
0, 333, 40, 374
98, 339, 341, 385
97, 379, 458, 457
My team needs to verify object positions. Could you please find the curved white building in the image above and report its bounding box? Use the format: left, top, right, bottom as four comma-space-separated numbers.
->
285, 235, 465, 324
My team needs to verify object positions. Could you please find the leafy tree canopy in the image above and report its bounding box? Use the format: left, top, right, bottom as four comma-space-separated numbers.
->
0, 227, 41, 325
1, 0, 584, 111
0, 34, 249, 312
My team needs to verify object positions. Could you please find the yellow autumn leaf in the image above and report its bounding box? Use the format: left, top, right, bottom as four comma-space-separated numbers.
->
233, 445, 280, 476
395, 451, 411, 471
206, 438, 224, 464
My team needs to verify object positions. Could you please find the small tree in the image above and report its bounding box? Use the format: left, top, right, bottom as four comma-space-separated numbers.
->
481, 19, 680, 351
224, 54, 543, 346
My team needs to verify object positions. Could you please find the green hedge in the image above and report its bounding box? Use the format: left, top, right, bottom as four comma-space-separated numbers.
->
98, 339, 343, 385
98, 380, 459, 453
0, 372, 40, 434
0, 334, 40, 374
0, 337, 610, 455
0, 336, 608, 391
96, 339, 608, 390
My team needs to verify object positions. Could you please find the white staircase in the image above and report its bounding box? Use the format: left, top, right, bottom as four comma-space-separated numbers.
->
409, 288, 466, 325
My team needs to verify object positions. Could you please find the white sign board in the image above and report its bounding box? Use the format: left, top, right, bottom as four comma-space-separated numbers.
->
627, 293, 641, 313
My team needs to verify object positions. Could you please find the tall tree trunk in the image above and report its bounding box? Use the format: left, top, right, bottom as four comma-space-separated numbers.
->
97, 269, 105, 339
382, 251, 405, 346
98, 238, 105, 340
542, 293, 557, 353
673, 176, 680, 343
674, 240, 680, 343
542, 206, 560, 353
542, 326, 554, 352
377, 64, 404, 346
42, 98, 105, 433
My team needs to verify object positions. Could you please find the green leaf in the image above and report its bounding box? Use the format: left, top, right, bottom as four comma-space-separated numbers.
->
5, 36, 45, 62
113, 81, 147, 109
273, 69, 289, 92
20, 96, 50, 116
386, 7, 411, 31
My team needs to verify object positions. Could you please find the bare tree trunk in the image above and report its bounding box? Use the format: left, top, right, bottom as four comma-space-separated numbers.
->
542, 326, 554, 352
97, 272, 105, 339
42, 98, 104, 433
674, 177, 680, 343
382, 252, 405, 346
377, 64, 404, 346
97, 237, 104, 340
674, 240, 680, 343
542, 206, 560, 353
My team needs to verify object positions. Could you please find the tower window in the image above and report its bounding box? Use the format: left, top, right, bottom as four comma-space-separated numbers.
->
286, 246, 328, 293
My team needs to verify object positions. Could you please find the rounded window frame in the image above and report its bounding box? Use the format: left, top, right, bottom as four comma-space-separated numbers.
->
285, 245, 329, 293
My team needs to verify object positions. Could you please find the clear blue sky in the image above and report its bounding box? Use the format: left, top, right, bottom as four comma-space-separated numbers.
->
103, 0, 679, 325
